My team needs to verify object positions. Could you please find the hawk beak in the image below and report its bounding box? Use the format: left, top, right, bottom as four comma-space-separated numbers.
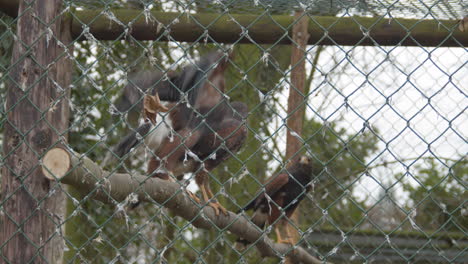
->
300, 156, 309, 165
143, 94, 169, 124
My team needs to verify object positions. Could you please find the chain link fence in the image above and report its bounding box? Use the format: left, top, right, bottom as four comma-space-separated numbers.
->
1, 0, 467, 263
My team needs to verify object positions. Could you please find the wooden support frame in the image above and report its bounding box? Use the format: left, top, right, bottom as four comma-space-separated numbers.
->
0, 1, 466, 47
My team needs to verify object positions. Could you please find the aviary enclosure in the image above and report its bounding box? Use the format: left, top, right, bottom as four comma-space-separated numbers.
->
0, 0, 466, 263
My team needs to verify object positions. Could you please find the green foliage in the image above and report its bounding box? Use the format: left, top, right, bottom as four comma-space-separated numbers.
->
0, 12, 15, 138
0, 13, 15, 190
401, 158, 467, 232
0, 13, 14, 72
297, 117, 379, 236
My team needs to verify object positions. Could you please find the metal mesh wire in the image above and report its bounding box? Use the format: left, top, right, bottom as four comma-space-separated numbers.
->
0, 0, 467, 263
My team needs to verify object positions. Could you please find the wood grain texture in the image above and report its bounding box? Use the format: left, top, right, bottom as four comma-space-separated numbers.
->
0, 1, 72, 263
286, 11, 309, 164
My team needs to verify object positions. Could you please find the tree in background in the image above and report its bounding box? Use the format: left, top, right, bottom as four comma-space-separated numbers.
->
401, 158, 467, 233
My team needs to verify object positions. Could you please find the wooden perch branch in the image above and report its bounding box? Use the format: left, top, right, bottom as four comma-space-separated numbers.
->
42, 147, 322, 264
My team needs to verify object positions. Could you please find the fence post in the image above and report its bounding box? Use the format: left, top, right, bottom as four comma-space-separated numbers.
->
1, 1, 72, 263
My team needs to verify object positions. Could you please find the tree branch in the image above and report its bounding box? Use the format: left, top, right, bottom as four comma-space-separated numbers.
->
41, 147, 322, 264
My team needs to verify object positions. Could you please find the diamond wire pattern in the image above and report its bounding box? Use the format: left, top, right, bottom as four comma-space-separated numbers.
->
0, 0, 467, 263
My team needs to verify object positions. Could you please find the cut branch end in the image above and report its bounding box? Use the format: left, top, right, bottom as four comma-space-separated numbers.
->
42, 147, 70, 180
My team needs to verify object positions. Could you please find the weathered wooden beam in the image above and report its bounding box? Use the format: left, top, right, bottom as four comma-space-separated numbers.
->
71, 10, 466, 47
1, 0, 72, 263
1, 1, 466, 47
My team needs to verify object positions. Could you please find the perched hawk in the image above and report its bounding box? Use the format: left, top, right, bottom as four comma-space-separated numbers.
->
107, 52, 248, 215
239, 155, 313, 245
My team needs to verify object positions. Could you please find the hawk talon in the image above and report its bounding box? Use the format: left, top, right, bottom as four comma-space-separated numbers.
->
150, 171, 173, 181
187, 191, 201, 203
275, 225, 296, 246
209, 201, 228, 216
277, 237, 295, 246
278, 238, 298, 256
278, 238, 298, 257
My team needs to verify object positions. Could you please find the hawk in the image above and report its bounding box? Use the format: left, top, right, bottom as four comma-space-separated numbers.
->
239, 155, 313, 245
108, 52, 248, 215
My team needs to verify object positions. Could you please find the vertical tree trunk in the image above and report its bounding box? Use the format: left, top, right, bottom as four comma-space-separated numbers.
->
1, 1, 72, 263
285, 10, 309, 264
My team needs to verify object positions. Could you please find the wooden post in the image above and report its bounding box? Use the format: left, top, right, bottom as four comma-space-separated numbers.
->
286, 10, 309, 161
1, 1, 72, 263
285, 10, 310, 263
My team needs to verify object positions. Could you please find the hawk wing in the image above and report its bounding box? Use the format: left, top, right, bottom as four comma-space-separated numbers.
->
241, 172, 289, 212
